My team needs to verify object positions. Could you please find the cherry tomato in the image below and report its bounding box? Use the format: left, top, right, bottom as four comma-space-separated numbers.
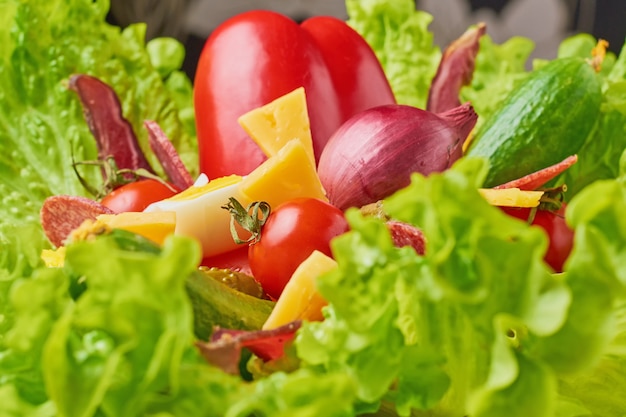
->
101, 179, 179, 213
249, 198, 349, 300
201, 246, 252, 276
501, 204, 573, 272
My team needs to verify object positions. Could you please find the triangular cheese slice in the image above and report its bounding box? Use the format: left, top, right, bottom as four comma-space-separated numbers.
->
238, 139, 327, 209
263, 250, 336, 330
237, 87, 315, 164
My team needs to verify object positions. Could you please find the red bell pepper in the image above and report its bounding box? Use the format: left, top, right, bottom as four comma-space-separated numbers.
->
193, 10, 396, 178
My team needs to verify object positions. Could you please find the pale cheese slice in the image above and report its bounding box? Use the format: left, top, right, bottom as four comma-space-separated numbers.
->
237, 87, 315, 164
263, 250, 337, 330
144, 176, 251, 258
479, 188, 544, 208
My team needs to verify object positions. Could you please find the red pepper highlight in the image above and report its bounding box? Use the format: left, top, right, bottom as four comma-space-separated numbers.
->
194, 10, 395, 178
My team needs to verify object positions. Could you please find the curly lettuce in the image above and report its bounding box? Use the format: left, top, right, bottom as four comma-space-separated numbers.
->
3, 1, 626, 416
296, 156, 626, 416
3, 157, 626, 416
0, 0, 196, 411
346, 0, 441, 109
0, 0, 196, 278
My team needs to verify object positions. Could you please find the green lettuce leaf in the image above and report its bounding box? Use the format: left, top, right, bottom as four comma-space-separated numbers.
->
296, 157, 626, 416
3, 2, 626, 415
0, 265, 70, 407
0, 230, 361, 417
42, 234, 201, 417
460, 34, 535, 132
0, 0, 197, 278
345, 0, 441, 109
0, 231, 241, 416
3, 158, 626, 417
558, 304, 626, 416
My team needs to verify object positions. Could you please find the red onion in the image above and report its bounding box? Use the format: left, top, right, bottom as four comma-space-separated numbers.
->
317, 103, 477, 210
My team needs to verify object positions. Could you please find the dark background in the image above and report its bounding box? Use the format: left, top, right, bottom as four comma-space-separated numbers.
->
463, 0, 626, 50
106, 0, 626, 83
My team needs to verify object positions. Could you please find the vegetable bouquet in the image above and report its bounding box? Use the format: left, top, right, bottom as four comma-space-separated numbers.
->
2, 0, 626, 416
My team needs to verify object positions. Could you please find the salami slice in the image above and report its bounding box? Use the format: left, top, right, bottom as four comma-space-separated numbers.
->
68, 74, 154, 177
195, 321, 302, 374
387, 220, 426, 255
427, 23, 486, 114
494, 155, 578, 190
144, 120, 194, 190
40, 195, 113, 247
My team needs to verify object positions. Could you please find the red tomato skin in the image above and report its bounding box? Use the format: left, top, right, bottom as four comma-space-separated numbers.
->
201, 246, 252, 276
248, 198, 349, 300
300, 16, 396, 120
194, 10, 342, 178
501, 205, 574, 272
100, 179, 179, 213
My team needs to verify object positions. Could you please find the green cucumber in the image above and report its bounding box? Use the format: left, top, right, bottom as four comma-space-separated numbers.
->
198, 265, 265, 299
64, 229, 273, 341
466, 57, 602, 187
186, 269, 275, 341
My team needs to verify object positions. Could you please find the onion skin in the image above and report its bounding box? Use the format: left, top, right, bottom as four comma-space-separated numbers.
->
318, 103, 477, 210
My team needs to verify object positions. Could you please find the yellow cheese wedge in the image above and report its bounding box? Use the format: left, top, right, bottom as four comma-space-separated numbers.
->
263, 250, 337, 330
96, 211, 176, 245
479, 188, 544, 208
42, 211, 176, 267
41, 247, 67, 268
238, 138, 328, 209
237, 87, 315, 164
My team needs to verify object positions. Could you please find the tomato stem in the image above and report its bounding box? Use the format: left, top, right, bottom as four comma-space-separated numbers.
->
222, 198, 271, 244
72, 154, 176, 198
537, 184, 567, 211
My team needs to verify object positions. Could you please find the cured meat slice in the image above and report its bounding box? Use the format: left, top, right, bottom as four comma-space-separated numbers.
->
494, 155, 578, 190
195, 321, 302, 374
144, 120, 194, 190
387, 220, 426, 255
68, 74, 155, 177
427, 23, 486, 114
40, 195, 113, 247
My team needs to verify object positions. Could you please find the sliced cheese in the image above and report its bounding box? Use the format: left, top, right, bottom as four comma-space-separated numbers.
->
165, 174, 241, 202
237, 87, 315, 164
96, 211, 176, 245
479, 188, 544, 208
238, 138, 328, 209
41, 247, 67, 268
263, 250, 337, 330
42, 211, 176, 267
68, 217, 110, 242
144, 176, 251, 257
